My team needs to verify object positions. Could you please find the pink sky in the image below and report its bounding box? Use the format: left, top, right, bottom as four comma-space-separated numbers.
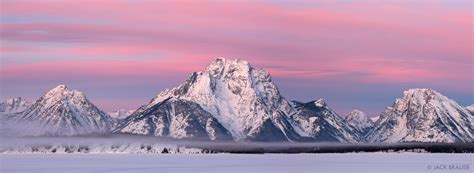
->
1, 0, 472, 116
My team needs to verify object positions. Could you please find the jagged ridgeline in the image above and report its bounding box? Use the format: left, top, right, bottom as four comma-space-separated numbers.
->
366, 89, 473, 143
1, 85, 114, 136
1, 58, 473, 143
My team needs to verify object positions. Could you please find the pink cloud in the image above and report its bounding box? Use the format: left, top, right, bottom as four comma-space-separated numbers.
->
2, 1, 470, 62
0, 46, 38, 52
1, 57, 206, 81
1, 1, 471, 93
2, 0, 471, 58
66, 46, 157, 55
249, 56, 470, 85
2, 54, 469, 88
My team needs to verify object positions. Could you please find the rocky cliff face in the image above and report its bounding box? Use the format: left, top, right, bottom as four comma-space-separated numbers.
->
290, 100, 362, 143
117, 58, 299, 141
116, 98, 232, 141
366, 88, 474, 143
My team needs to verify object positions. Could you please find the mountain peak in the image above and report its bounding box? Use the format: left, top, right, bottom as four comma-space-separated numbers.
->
402, 88, 442, 99
51, 84, 68, 91
18, 85, 114, 136
209, 57, 250, 67
138, 58, 296, 141
404, 87, 433, 93
204, 57, 252, 77
367, 89, 474, 143
44, 85, 85, 101
314, 99, 327, 107
45, 84, 69, 96
345, 109, 374, 135
345, 109, 367, 119
392, 88, 453, 110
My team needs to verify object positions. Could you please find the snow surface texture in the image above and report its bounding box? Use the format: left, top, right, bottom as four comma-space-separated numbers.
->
345, 109, 374, 135
10, 85, 114, 136
1, 153, 472, 173
367, 88, 474, 143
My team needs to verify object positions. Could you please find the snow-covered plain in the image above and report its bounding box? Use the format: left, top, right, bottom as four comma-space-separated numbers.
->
1, 153, 472, 173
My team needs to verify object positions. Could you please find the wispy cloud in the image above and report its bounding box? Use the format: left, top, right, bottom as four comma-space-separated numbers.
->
1, 0, 472, 114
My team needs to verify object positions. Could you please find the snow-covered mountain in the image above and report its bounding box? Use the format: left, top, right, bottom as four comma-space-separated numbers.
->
0, 97, 30, 115
108, 109, 135, 127
466, 104, 474, 115
115, 98, 232, 141
0, 97, 31, 135
16, 85, 114, 136
2, 60, 471, 144
370, 116, 380, 123
108, 109, 134, 120
366, 88, 474, 143
116, 58, 299, 141
290, 100, 361, 143
344, 109, 374, 135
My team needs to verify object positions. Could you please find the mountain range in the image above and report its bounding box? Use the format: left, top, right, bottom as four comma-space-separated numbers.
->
1, 58, 473, 143
0, 97, 29, 115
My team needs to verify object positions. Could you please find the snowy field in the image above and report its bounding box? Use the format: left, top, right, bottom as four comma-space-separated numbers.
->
0, 153, 472, 173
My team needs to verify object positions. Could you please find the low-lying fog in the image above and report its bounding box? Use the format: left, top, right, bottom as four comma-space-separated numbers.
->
1, 135, 472, 154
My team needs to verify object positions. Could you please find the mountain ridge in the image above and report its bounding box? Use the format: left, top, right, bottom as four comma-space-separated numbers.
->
3, 59, 472, 144
345, 109, 374, 136
366, 88, 473, 143
0, 97, 30, 115
117, 58, 303, 141
14, 85, 114, 136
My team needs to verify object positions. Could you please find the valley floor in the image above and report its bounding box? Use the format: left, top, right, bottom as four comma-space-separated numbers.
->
0, 153, 472, 173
